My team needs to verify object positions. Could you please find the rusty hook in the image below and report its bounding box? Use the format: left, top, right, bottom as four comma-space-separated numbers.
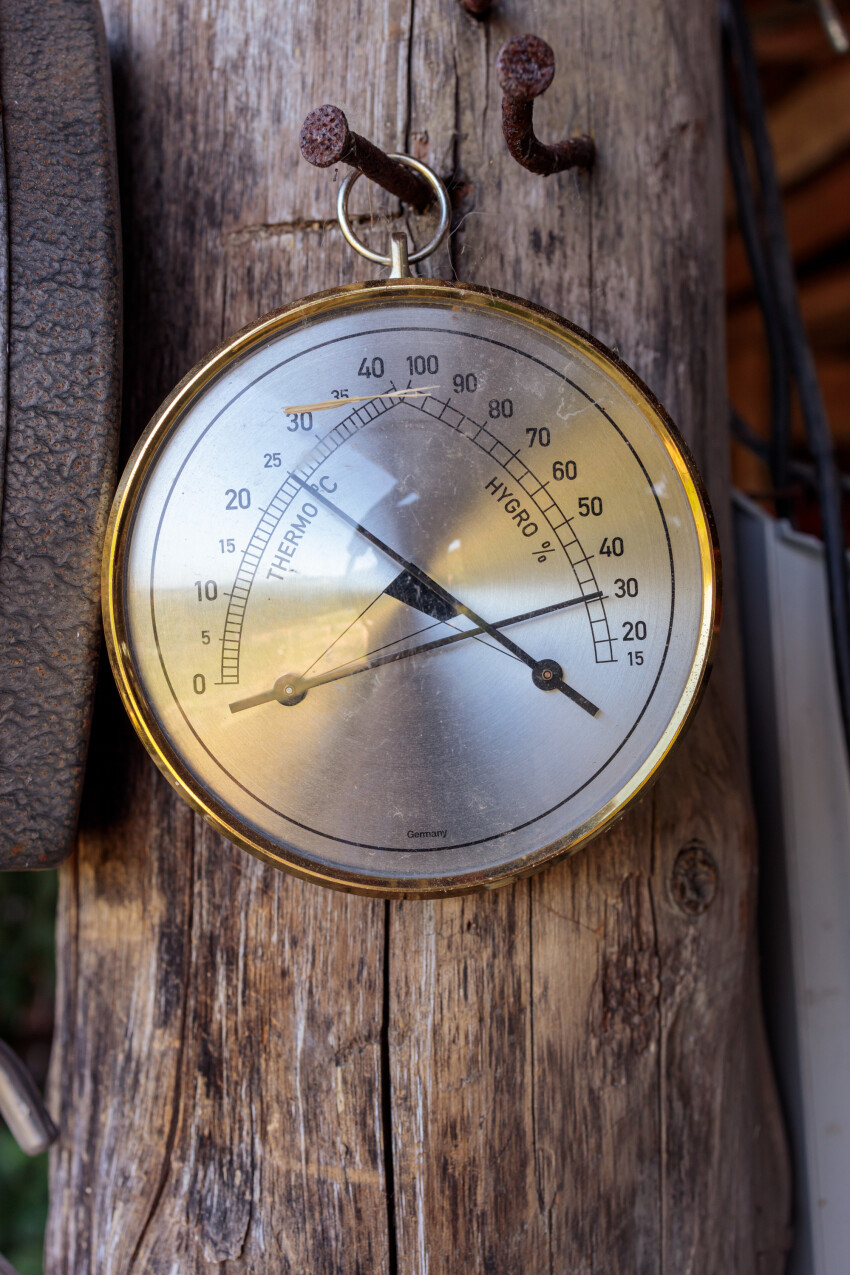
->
299, 105, 434, 213
459, 0, 495, 16
497, 35, 595, 176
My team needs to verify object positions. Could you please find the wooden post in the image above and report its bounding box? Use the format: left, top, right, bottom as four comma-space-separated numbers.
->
46, 1, 791, 1270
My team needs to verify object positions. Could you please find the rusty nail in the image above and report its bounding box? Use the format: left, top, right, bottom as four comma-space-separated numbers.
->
299, 105, 434, 213
496, 35, 595, 176
670, 843, 718, 916
459, 0, 495, 16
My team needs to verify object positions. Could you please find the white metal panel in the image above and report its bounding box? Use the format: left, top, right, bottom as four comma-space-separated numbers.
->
734, 494, 850, 1274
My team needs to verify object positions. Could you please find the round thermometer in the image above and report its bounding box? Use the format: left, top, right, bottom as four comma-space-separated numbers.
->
104, 273, 719, 896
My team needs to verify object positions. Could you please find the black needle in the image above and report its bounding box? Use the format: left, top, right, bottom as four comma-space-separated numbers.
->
290, 475, 600, 715
227, 590, 604, 712
230, 593, 600, 709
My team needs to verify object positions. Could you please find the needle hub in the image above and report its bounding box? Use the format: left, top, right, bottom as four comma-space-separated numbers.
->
531, 658, 564, 692
274, 674, 307, 706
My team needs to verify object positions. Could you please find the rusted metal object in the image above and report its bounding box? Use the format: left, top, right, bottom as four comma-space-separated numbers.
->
497, 35, 595, 176
0, 0, 122, 869
0, 1038, 57, 1156
459, 0, 494, 16
299, 105, 434, 211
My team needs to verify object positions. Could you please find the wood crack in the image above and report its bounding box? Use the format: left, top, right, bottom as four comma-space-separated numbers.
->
223, 212, 403, 244
448, 44, 462, 282
650, 791, 666, 1274
404, 0, 416, 155
528, 880, 554, 1275
126, 818, 196, 1274
380, 899, 399, 1275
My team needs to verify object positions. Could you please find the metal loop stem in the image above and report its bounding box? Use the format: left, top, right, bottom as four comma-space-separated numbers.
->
337, 155, 451, 267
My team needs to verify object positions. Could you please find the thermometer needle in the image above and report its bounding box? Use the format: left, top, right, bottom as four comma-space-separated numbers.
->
228, 591, 603, 713
290, 475, 600, 714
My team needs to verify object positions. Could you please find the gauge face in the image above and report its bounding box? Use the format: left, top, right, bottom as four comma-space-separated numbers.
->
104, 280, 719, 895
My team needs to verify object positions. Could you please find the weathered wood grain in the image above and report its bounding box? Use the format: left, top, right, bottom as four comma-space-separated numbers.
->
47, 1, 790, 1271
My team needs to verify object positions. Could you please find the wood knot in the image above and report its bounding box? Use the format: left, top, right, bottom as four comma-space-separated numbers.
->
670, 843, 718, 915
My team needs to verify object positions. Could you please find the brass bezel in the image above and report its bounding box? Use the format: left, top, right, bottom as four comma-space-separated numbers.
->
102, 278, 721, 898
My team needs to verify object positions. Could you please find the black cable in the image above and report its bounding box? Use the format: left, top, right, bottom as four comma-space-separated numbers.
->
721, 62, 792, 510
729, 407, 770, 462
730, 407, 850, 498
722, 0, 850, 759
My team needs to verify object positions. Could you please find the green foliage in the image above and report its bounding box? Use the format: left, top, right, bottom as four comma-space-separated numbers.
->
0, 1128, 49, 1274
0, 870, 58, 1274
0, 870, 57, 1040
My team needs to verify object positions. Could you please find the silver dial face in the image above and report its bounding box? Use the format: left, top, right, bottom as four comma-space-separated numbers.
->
106, 283, 718, 894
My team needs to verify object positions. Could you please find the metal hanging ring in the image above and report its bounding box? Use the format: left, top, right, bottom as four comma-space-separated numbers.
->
337, 155, 451, 267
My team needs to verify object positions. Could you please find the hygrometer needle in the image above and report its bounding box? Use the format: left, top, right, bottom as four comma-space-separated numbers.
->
288, 474, 600, 715
229, 591, 604, 713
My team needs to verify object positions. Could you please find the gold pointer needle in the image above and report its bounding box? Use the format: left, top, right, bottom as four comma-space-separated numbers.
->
228, 591, 603, 713
283, 386, 440, 414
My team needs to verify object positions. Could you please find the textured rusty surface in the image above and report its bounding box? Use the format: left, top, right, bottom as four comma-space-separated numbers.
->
0, 43, 8, 541
0, 0, 122, 870
497, 35, 596, 176
299, 104, 434, 211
